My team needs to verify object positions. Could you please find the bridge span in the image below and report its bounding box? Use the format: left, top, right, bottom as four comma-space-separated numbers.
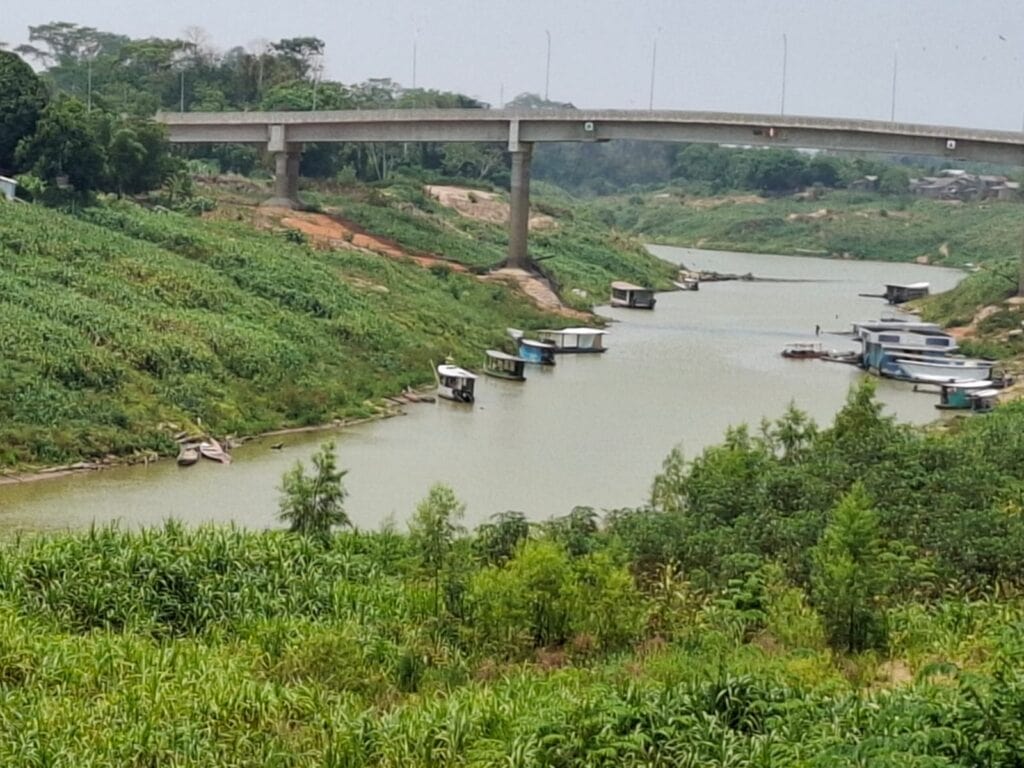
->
158, 109, 1024, 271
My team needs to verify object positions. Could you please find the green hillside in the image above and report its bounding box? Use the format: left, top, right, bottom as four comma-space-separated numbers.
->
0, 193, 671, 469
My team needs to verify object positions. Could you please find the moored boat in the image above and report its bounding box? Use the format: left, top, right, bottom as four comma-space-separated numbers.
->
891, 355, 994, 382
198, 438, 232, 464
483, 350, 527, 381
781, 342, 825, 360
437, 363, 477, 403
933, 379, 997, 410
177, 445, 199, 466
610, 281, 657, 309
517, 338, 557, 365
536, 328, 608, 353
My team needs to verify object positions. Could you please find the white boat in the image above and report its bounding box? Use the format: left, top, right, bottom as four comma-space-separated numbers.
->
437, 363, 477, 403
536, 327, 608, 353
892, 356, 994, 382
610, 281, 657, 309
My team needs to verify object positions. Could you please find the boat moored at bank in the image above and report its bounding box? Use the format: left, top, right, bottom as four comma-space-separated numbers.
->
483, 350, 527, 381
610, 281, 657, 309
517, 338, 557, 365
536, 327, 608, 353
437, 363, 477, 403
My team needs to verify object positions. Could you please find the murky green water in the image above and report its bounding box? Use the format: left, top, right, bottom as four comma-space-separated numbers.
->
0, 246, 964, 534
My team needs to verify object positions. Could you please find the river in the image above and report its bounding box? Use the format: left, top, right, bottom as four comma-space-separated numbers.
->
0, 246, 964, 534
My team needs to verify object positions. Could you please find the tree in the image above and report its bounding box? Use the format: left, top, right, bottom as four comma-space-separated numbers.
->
810, 483, 889, 653
0, 52, 48, 172
15, 98, 105, 194
277, 441, 350, 541
409, 483, 465, 619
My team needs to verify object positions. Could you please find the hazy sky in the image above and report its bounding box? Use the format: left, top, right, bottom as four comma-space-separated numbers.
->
5, 0, 1024, 130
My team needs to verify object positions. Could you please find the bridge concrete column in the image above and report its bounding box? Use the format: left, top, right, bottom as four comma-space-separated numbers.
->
262, 149, 304, 209
507, 142, 533, 270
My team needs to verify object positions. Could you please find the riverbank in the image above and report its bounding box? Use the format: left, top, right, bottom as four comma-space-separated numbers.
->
587, 189, 1023, 267
0, 184, 669, 471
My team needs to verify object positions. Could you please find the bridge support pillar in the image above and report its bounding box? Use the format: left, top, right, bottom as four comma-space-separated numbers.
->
263, 150, 304, 209
507, 142, 533, 270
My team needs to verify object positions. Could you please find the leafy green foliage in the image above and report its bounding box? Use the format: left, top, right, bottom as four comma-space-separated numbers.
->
278, 440, 350, 541
0, 51, 48, 172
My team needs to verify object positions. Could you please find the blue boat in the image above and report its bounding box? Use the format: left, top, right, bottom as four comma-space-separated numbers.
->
517, 338, 557, 366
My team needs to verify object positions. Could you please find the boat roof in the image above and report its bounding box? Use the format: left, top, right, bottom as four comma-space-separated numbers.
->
437, 364, 477, 380
541, 327, 608, 336
939, 379, 995, 389
520, 338, 556, 348
486, 349, 526, 362
611, 281, 651, 291
784, 342, 822, 348
970, 389, 1000, 398
885, 282, 930, 290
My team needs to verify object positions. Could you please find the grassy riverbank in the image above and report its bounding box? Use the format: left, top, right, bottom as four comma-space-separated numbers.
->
588, 189, 1023, 266
4, 385, 1024, 764
0, 185, 673, 470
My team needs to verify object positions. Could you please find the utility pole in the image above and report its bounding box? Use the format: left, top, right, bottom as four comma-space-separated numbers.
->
780, 33, 787, 115
648, 38, 658, 110
412, 33, 418, 89
890, 46, 899, 122
544, 30, 551, 101
180, 69, 185, 113
87, 58, 93, 112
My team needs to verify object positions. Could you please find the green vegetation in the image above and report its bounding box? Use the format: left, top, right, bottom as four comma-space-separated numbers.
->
3, 384, 1024, 764
278, 441, 350, 541
587, 189, 1023, 265
0, 191, 671, 470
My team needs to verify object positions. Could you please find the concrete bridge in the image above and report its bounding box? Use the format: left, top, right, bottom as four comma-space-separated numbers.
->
158, 109, 1024, 271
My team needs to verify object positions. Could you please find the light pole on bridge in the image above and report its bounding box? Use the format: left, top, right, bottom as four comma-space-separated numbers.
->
780, 33, 788, 115
544, 30, 551, 101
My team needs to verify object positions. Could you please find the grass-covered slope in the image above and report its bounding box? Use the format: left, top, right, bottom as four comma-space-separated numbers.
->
590, 190, 1024, 266
0, 200, 568, 468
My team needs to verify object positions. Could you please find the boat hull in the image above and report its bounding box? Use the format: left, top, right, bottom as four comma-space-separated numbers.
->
891, 358, 993, 382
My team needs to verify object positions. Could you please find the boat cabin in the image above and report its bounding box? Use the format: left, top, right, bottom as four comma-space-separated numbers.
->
884, 282, 930, 304
537, 328, 608, 353
517, 338, 557, 365
437, 363, 477, 403
483, 350, 527, 381
610, 281, 657, 309
936, 380, 995, 410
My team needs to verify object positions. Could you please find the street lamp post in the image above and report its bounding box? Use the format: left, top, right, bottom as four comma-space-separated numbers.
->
544, 30, 551, 101
890, 46, 899, 122
648, 38, 658, 110
780, 33, 788, 115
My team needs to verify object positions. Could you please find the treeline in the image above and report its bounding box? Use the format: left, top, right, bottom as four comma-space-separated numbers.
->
532, 141, 916, 196
8, 22, 941, 197
0, 50, 179, 203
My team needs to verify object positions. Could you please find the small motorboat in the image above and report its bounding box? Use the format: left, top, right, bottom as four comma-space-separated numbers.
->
517, 338, 557, 365
198, 438, 232, 464
781, 342, 825, 359
176, 445, 200, 466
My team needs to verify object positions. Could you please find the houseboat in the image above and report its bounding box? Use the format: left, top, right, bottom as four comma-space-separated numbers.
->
610, 281, 657, 309
483, 350, 527, 381
536, 328, 608, 353
884, 282, 930, 304
437, 363, 477, 403
781, 342, 825, 359
517, 338, 557, 365
934, 380, 997, 410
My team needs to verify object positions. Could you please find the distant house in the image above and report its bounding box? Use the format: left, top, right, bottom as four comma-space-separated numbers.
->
0, 176, 16, 202
911, 170, 1013, 201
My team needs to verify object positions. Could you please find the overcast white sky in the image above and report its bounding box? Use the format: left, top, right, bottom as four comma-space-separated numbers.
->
5, 0, 1024, 130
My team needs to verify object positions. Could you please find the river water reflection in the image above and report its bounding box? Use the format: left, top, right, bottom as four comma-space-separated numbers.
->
0, 246, 964, 534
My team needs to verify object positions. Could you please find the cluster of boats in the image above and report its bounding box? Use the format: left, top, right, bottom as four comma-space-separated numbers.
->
435, 327, 609, 404
176, 437, 232, 466
783, 319, 1008, 413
